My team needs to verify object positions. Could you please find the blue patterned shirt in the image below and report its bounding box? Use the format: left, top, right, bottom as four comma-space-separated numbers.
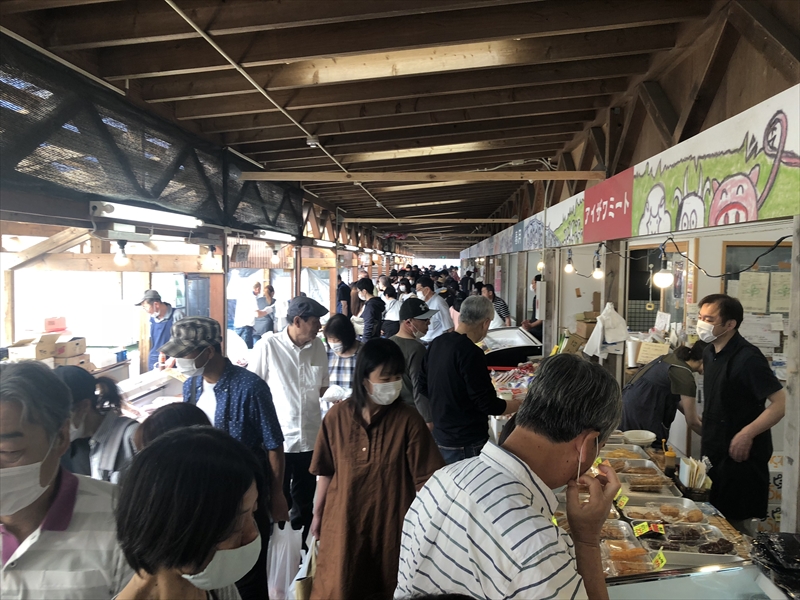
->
183, 360, 284, 451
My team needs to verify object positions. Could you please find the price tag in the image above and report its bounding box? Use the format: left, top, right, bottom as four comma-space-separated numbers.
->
593, 456, 603, 467
633, 522, 650, 537
650, 523, 665, 535
616, 495, 629, 508
614, 488, 622, 501
652, 549, 667, 571
551, 515, 558, 526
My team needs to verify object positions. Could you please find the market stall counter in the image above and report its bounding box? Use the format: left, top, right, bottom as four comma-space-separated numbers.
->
479, 326, 542, 368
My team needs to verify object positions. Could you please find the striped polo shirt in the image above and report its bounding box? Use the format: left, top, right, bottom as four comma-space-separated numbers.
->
1, 468, 133, 600
395, 443, 587, 600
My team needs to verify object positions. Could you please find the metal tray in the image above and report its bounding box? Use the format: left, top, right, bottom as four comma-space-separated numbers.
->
619, 459, 661, 475
621, 497, 708, 524
620, 480, 682, 498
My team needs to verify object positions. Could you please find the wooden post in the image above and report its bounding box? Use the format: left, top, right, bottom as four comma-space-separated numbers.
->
2, 270, 14, 346
543, 248, 558, 355
603, 240, 629, 385
516, 251, 528, 325
138, 272, 152, 375
782, 215, 800, 533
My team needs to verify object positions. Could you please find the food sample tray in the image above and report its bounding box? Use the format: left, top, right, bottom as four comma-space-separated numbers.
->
600, 444, 650, 460
620, 480, 682, 498
620, 498, 708, 524
554, 501, 620, 521
634, 524, 738, 556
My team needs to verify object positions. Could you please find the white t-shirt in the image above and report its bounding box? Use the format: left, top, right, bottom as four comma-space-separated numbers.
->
233, 293, 258, 328
420, 293, 454, 343
196, 378, 217, 424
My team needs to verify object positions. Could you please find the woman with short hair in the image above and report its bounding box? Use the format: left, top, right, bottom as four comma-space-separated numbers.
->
321, 314, 362, 417
115, 427, 265, 600
309, 339, 444, 599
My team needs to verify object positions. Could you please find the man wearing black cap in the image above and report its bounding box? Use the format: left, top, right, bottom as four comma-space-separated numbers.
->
136, 289, 185, 370
159, 316, 286, 600
390, 298, 436, 428
248, 296, 330, 542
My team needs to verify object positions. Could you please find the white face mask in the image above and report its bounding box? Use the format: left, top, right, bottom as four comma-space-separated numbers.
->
529, 284, 536, 292
0, 439, 57, 516
176, 348, 210, 378
399, 285, 407, 292
577, 437, 600, 481
358, 291, 367, 301
368, 380, 403, 406
411, 323, 426, 340
183, 534, 261, 591
330, 342, 344, 354
416, 291, 426, 301
695, 319, 719, 343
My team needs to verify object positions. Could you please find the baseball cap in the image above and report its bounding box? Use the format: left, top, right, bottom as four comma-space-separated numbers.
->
158, 317, 222, 358
287, 296, 329, 321
399, 297, 438, 321
135, 290, 161, 306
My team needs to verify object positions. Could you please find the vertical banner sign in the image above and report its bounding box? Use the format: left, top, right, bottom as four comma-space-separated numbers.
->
583, 168, 634, 244
512, 222, 524, 252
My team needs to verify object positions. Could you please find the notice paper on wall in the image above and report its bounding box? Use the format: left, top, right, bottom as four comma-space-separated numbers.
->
769, 272, 792, 313
770, 314, 784, 331
654, 311, 671, 332
738, 272, 769, 313
726, 279, 740, 299
739, 314, 781, 347
685, 303, 699, 335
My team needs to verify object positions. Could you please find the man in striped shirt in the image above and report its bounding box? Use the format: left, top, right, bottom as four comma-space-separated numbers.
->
482, 284, 511, 327
1, 362, 132, 599
396, 354, 622, 600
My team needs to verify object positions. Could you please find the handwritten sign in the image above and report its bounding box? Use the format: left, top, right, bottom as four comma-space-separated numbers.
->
740, 314, 781, 347
636, 342, 670, 365
583, 168, 633, 243
769, 272, 792, 313
739, 272, 769, 313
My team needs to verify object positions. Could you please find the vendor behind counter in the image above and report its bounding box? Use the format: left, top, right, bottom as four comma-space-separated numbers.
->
621, 341, 706, 444
136, 290, 185, 370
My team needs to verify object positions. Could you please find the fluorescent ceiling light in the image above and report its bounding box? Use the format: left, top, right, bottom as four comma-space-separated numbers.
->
313, 239, 336, 248
344, 244, 359, 251
375, 249, 384, 254
363, 248, 374, 253
90, 201, 202, 229
393, 199, 468, 209
253, 229, 296, 243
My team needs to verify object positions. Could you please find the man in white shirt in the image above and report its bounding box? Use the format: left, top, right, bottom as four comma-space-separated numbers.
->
249, 296, 329, 541
415, 275, 454, 344
396, 354, 622, 600
1, 361, 133, 599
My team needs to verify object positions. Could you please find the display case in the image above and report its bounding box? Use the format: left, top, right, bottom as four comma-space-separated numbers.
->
480, 326, 542, 367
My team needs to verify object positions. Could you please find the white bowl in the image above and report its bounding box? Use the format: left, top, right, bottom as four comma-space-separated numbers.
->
623, 429, 657, 447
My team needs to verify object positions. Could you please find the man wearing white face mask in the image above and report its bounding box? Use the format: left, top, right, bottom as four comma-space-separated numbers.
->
160, 317, 286, 600
697, 294, 785, 535
397, 354, 622, 600
310, 339, 443, 599
415, 275, 453, 344
390, 298, 436, 428
0, 361, 133, 599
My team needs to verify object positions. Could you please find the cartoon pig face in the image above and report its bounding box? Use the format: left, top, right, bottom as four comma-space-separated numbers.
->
677, 194, 705, 231
709, 165, 760, 225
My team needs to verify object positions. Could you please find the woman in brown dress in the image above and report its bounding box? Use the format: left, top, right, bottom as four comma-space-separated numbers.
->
309, 338, 444, 599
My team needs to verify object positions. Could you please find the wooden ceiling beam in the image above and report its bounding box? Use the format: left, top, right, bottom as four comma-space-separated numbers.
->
343, 219, 517, 224
96, 0, 706, 80
611, 96, 647, 174
638, 80, 678, 148
202, 78, 628, 135
0, 0, 120, 15
242, 115, 591, 155
225, 96, 610, 146
46, 0, 533, 50
243, 171, 605, 183
174, 55, 650, 120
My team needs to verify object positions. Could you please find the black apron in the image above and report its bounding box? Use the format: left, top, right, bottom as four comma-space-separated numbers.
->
621, 356, 687, 443
702, 339, 771, 520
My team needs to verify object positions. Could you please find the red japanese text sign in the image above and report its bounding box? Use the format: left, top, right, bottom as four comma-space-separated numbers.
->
583, 168, 634, 243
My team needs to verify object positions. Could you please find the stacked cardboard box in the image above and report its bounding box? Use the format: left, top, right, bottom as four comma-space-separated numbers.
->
7, 332, 92, 371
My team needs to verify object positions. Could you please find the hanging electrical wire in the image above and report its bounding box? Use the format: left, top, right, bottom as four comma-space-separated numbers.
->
662, 234, 791, 278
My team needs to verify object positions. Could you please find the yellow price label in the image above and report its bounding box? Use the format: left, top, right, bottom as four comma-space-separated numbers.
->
551, 515, 558, 526
633, 522, 650, 537
616, 495, 629, 508
652, 549, 667, 570
614, 488, 622, 501
593, 456, 602, 467
651, 523, 665, 535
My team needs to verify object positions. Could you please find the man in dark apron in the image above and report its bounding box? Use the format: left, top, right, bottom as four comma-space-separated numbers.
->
698, 294, 785, 534
136, 289, 185, 370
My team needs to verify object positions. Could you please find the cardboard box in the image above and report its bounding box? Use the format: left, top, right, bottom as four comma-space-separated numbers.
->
54, 337, 86, 358
575, 321, 596, 338
561, 334, 587, 355
44, 317, 67, 332
53, 353, 92, 370
6, 333, 62, 361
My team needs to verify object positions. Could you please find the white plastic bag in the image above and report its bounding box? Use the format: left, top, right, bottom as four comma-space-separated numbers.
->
598, 302, 628, 344
290, 535, 319, 600
267, 524, 303, 600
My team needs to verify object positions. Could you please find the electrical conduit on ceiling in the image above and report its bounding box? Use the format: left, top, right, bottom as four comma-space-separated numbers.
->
162, 0, 402, 240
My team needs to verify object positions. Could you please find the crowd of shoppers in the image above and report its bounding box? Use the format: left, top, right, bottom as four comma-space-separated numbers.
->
0, 279, 786, 600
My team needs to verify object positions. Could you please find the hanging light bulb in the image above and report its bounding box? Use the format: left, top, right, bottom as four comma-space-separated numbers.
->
591, 253, 604, 279
114, 240, 130, 266
653, 255, 674, 288
563, 249, 575, 274
271, 245, 281, 265
536, 253, 545, 272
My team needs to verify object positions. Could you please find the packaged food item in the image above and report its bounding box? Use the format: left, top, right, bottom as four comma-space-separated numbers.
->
625, 466, 659, 475
646, 540, 681, 552
699, 539, 735, 554
686, 509, 704, 523
614, 560, 655, 576
608, 459, 627, 472
603, 449, 643, 460
660, 504, 681, 518
627, 475, 669, 493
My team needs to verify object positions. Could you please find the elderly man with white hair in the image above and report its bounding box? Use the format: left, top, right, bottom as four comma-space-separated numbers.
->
0, 361, 133, 599
419, 295, 522, 464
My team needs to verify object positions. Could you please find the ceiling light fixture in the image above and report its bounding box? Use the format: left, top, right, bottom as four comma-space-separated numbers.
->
564, 249, 575, 274
113, 240, 130, 266
653, 254, 674, 289
253, 229, 296, 243
313, 239, 336, 248
90, 201, 203, 229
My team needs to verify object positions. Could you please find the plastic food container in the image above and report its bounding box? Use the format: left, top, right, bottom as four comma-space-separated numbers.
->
633, 523, 737, 556
621, 498, 707, 524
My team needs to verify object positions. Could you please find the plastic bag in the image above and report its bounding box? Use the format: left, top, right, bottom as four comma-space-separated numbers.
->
599, 302, 628, 344
290, 536, 319, 600
267, 523, 303, 600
